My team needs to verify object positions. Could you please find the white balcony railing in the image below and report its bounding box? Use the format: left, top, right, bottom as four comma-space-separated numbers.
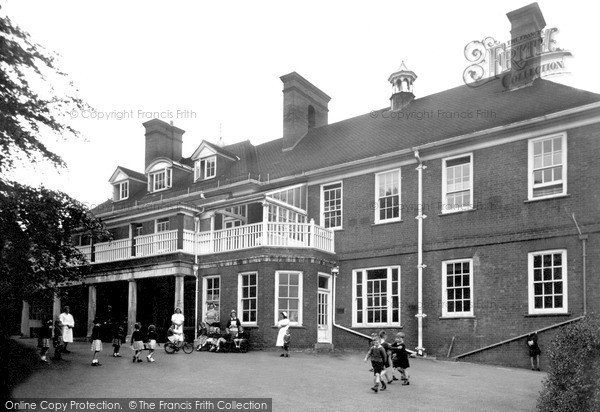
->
77, 220, 334, 264
135, 230, 178, 257
94, 238, 132, 262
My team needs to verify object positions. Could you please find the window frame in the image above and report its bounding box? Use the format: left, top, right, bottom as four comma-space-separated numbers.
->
441, 153, 473, 214
528, 249, 568, 315
238, 271, 258, 326
320, 181, 343, 230
118, 181, 129, 201
274, 271, 303, 326
352, 266, 401, 327
202, 275, 221, 322
149, 168, 172, 192
441, 258, 474, 318
156, 217, 170, 233
374, 169, 401, 224
194, 155, 217, 181
527, 133, 567, 200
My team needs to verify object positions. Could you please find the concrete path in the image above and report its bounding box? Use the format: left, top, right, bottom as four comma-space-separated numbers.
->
13, 340, 545, 411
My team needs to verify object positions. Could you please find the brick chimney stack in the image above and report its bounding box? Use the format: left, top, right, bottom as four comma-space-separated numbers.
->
504, 2, 546, 89
143, 119, 185, 168
281, 72, 331, 151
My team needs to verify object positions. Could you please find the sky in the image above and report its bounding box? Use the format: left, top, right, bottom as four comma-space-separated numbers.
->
3, 0, 599, 208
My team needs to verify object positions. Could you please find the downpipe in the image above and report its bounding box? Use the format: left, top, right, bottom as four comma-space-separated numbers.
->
414, 150, 427, 356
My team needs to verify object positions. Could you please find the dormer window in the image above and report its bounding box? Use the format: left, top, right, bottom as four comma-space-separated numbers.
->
119, 181, 129, 200
149, 168, 172, 192
194, 156, 216, 181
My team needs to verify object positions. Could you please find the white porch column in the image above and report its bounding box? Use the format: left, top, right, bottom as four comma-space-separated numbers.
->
127, 279, 137, 337
174, 274, 185, 312
87, 285, 97, 338
20, 301, 30, 337
261, 201, 269, 246
52, 294, 61, 322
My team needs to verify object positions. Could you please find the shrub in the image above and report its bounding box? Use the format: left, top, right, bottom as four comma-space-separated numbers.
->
537, 315, 600, 412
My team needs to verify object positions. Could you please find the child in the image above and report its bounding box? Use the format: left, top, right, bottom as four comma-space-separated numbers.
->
379, 330, 397, 384
39, 319, 53, 363
283, 329, 291, 357
146, 324, 159, 362
364, 336, 387, 393
196, 322, 208, 351
527, 332, 541, 371
90, 318, 103, 366
131, 322, 145, 363
112, 322, 125, 357
390, 332, 410, 385
51, 319, 63, 361
233, 326, 247, 352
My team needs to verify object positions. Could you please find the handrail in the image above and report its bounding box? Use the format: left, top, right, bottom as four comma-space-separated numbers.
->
454, 315, 585, 359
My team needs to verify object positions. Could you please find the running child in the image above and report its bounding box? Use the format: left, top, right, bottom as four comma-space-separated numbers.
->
146, 324, 159, 362
364, 336, 387, 393
39, 318, 53, 363
390, 332, 410, 385
112, 322, 125, 357
131, 322, 145, 363
90, 318, 103, 366
379, 330, 398, 384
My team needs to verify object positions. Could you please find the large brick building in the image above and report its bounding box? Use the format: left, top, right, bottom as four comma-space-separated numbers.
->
20, 3, 600, 366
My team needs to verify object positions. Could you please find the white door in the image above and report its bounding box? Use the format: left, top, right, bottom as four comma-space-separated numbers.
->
317, 274, 332, 343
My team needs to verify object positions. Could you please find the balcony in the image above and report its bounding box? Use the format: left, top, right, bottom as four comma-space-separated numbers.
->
76, 220, 334, 264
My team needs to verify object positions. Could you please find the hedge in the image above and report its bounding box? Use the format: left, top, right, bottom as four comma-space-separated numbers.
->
537, 315, 600, 412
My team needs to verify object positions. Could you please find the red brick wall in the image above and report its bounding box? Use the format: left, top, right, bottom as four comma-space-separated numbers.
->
314, 122, 600, 358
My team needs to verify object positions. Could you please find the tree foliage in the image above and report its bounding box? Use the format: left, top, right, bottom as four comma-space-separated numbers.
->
0, 7, 108, 336
0, 6, 87, 174
537, 315, 600, 412
0, 180, 110, 335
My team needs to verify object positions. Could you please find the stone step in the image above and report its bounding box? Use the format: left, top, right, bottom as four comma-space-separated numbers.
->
314, 342, 334, 352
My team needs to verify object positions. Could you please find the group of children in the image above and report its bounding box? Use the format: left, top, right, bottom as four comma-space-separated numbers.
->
364, 331, 411, 394
38, 318, 160, 367
90, 320, 159, 366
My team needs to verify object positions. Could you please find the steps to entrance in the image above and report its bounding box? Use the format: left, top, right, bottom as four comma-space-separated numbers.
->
314, 343, 334, 352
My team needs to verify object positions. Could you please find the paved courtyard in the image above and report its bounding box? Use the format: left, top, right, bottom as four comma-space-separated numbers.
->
13, 340, 546, 411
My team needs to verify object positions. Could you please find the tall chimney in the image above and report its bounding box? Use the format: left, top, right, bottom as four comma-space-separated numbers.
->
280, 72, 331, 151
504, 3, 546, 89
143, 119, 185, 168
388, 61, 417, 111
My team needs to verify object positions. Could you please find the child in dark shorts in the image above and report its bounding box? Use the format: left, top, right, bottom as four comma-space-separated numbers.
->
364, 336, 388, 393
283, 329, 291, 357
112, 323, 126, 357
390, 332, 410, 385
527, 332, 541, 371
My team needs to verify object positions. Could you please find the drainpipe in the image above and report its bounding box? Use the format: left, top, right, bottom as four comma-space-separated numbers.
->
193, 216, 200, 340
331, 266, 373, 341
414, 150, 427, 356
568, 212, 587, 316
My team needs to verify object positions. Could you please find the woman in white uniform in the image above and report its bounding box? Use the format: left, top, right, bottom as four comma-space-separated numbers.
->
276, 311, 289, 357
170, 307, 184, 343
59, 306, 75, 353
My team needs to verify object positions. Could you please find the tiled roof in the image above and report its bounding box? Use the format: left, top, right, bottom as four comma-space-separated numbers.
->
117, 166, 146, 182
255, 78, 600, 179
96, 78, 600, 214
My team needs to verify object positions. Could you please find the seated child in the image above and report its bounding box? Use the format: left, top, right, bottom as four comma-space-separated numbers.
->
196, 322, 208, 351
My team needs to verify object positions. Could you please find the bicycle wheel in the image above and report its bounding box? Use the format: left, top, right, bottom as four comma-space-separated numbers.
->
182, 342, 194, 354
164, 342, 176, 354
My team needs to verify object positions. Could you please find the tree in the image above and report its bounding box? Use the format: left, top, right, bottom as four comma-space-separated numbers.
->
0, 7, 109, 336
0, 5, 87, 174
